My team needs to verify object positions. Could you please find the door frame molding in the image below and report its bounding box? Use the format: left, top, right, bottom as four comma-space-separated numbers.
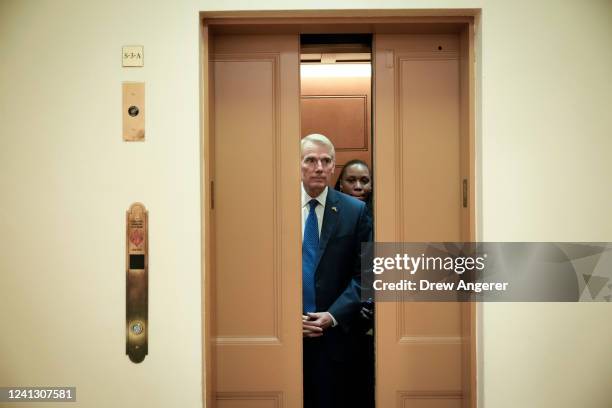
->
200, 9, 481, 408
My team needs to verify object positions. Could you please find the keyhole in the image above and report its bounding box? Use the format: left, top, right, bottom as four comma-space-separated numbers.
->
128, 106, 139, 117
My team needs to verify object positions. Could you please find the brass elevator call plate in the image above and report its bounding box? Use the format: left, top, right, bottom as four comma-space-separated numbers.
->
126, 203, 148, 363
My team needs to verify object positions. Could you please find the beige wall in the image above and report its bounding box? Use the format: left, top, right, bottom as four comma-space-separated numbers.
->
1, 0, 611, 408
0, 1, 203, 407
475, 2, 612, 408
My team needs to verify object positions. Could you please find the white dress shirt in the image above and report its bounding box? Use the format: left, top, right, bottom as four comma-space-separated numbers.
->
301, 183, 337, 326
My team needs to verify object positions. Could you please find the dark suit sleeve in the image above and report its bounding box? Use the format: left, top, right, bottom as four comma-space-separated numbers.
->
327, 202, 372, 332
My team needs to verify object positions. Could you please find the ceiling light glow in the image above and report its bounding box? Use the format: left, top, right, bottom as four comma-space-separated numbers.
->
300, 64, 371, 78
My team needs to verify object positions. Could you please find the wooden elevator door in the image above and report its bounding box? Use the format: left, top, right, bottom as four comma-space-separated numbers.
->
210, 33, 303, 407
207, 29, 474, 408
374, 33, 474, 408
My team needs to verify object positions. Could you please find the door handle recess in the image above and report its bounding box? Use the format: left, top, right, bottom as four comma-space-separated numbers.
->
126, 203, 148, 363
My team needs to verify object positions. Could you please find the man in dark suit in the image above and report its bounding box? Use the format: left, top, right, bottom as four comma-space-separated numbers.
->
300, 134, 372, 408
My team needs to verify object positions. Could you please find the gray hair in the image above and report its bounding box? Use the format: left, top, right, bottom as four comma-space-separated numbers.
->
300, 133, 335, 158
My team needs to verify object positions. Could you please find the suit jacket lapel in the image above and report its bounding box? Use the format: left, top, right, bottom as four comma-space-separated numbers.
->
313, 188, 340, 273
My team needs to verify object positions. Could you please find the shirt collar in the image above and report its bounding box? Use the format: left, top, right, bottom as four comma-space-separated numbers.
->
301, 183, 328, 209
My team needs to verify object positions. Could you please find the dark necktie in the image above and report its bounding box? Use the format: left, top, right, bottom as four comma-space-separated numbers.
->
302, 199, 319, 313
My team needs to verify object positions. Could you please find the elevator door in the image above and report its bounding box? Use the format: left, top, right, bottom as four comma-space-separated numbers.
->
207, 27, 475, 408
210, 33, 303, 407
374, 33, 474, 408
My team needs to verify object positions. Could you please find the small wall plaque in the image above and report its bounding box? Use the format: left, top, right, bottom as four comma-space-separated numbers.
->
122, 45, 144, 67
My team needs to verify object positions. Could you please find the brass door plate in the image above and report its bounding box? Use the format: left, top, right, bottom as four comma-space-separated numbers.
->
126, 203, 148, 363
123, 82, 145, 141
